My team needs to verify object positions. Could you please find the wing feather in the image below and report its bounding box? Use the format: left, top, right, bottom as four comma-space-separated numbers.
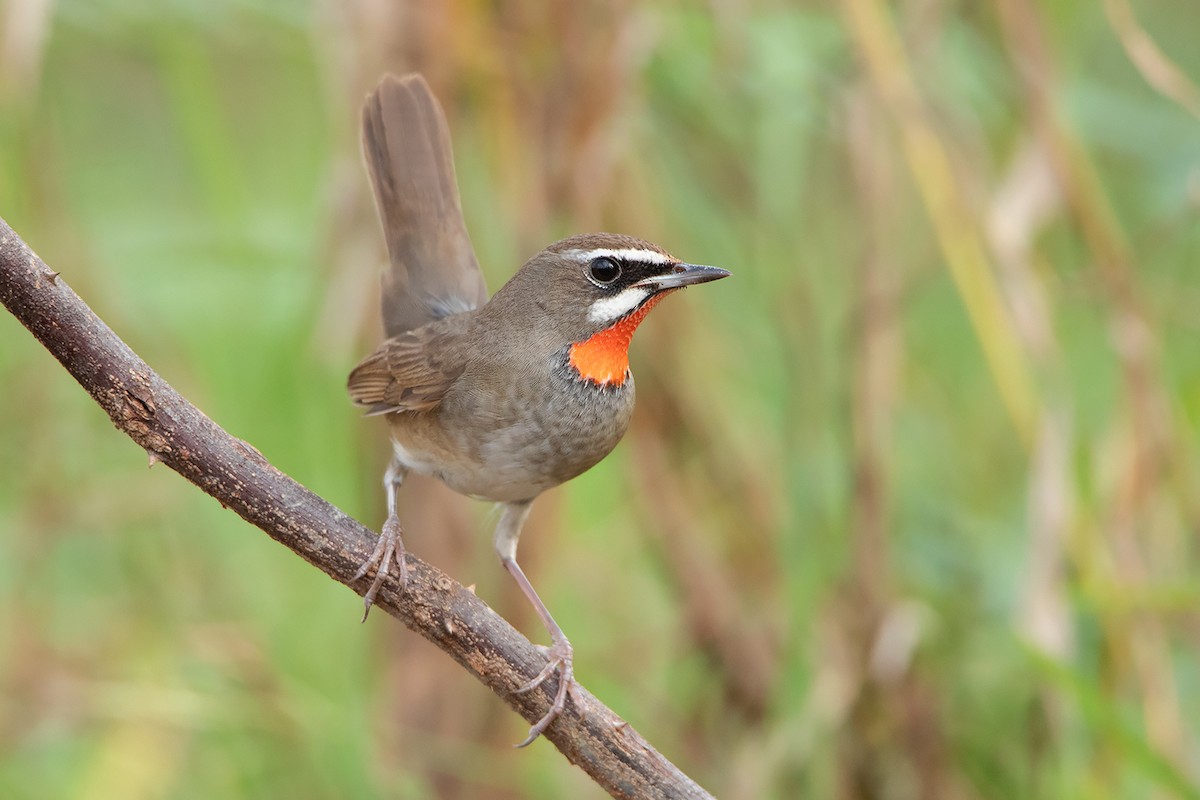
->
347, 327, 465, 415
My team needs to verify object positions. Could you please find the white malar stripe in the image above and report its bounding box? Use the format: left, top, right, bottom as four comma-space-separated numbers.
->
564, 248, 674, 266
588, 286, 651, 323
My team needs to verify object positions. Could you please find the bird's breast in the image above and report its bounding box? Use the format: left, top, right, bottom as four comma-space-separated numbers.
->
386, 348, 636, 502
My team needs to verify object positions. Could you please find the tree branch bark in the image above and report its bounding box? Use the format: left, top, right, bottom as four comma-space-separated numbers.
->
0, 216, 714, 800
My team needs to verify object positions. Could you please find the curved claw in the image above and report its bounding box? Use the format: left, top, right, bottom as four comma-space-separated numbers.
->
354, 515, 408, 620
514, 641, 574, 747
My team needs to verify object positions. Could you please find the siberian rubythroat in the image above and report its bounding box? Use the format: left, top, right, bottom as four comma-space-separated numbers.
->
348, 73, 729, 746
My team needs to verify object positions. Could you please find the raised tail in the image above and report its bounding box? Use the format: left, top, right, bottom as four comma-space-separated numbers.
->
361, 73, 488, 336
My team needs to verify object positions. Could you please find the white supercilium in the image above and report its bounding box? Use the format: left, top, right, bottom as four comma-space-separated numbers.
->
564, 248, 673, 266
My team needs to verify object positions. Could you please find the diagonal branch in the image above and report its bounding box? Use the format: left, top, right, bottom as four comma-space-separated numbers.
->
0, 216, 714, 800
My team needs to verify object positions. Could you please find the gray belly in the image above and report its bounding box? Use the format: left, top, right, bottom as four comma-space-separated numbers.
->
389, 352, 636, 503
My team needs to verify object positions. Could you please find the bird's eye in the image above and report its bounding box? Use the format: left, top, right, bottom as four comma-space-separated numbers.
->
588, 257, 621, 285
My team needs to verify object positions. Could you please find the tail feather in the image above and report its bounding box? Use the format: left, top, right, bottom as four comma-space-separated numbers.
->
361, 74, 488, 336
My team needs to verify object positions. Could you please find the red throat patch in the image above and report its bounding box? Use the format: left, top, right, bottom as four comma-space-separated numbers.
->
568, 291, 671, 386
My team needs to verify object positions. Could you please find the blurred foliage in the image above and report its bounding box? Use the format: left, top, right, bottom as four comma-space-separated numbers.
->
2, 0, 1200, 798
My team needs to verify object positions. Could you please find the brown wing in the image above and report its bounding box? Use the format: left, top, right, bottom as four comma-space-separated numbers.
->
347, 327, 465, 416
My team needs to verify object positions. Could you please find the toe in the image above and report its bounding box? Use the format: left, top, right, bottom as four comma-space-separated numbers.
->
513, 657, 577, 746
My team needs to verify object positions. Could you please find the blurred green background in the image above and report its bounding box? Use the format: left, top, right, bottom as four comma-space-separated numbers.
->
2, 0, 1199, 797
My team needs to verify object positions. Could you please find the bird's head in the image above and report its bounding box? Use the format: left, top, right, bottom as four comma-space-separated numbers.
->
489, 232, 730, 386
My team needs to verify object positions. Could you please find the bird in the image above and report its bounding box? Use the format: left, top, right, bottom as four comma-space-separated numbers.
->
347, 73, 729, 747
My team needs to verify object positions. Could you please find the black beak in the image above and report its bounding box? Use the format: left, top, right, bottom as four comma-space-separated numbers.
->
633, 262, 731, 291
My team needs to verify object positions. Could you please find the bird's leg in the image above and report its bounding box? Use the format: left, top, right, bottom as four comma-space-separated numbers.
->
494, 500, 577, 747
353, 457, 409, 620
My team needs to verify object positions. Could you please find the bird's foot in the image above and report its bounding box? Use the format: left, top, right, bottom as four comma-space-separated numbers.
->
352, 514, 408, 621
513, 637, 575, 747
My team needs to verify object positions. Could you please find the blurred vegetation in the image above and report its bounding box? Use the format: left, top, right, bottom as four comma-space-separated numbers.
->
2, 0, 1200, 798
